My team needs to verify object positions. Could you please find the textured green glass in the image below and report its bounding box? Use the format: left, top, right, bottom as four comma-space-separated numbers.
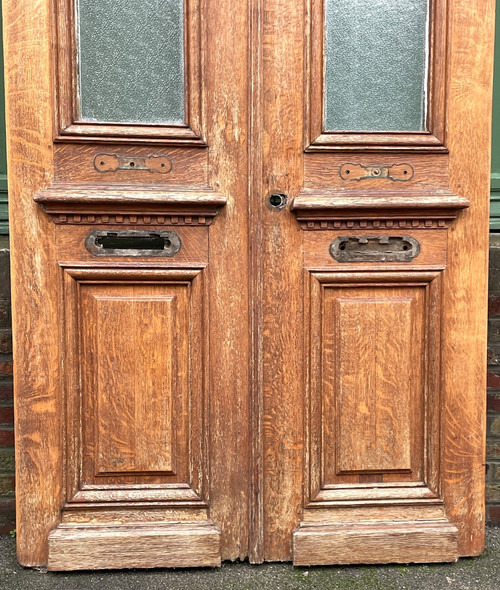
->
324, 0, 429, 132
77, 0, 184, 125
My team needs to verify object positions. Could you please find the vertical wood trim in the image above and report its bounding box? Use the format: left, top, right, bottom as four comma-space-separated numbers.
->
205, 0, 251, 561
3, 0, 61, 565
442, 0, 496, 556
249, 0, 264, 564
261, 0, 305, 560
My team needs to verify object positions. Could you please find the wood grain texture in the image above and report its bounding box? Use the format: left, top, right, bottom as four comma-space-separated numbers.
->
304, 229, 447, 270
306, 271, 442, 504
333, 292, 417, 474
205, 0, 251, 561
260, 0, 305, 561
440, 0, 496, 556
88, 291, 176, 475
47, 522, 221, 570
293, 520, 459, 565
248, 0, 265, 564
292, 191, 469, 217
54, 145, 209, 186
5, 0, 494, 568
304, 153, 451, 190
56, 225, 209, 268
63, 268, 207, 497
3, 0, 62, 566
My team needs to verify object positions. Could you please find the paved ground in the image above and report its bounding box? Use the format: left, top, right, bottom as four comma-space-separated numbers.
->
0, 526, 499, 590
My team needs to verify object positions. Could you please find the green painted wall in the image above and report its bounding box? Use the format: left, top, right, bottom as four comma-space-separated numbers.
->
0, 4, 8, 235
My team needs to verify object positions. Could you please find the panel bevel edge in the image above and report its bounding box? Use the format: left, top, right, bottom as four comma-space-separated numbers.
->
53, 0, 206, 145
305, 0, 449, 152
58, 267, 210, 521
300, 269, 450, 532
50, 261, 220, 570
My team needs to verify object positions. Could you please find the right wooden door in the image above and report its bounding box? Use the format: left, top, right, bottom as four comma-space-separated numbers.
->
254, 0, 495, 565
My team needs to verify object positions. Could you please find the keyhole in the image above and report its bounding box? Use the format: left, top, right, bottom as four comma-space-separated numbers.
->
269, 193, 287, 208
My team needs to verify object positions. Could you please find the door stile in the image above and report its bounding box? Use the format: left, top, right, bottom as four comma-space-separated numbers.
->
4, 0, 62, 566
440, 0, 495, 555
203, 0, 252, 561
260, 0, 306, 561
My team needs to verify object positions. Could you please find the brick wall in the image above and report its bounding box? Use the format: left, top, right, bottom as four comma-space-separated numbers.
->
487, 235, 500, 523
0, 241, 499, 532
0, 247, 13, 534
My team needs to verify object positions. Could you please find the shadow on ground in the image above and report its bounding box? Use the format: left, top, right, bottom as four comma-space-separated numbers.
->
1, 525, 499, 590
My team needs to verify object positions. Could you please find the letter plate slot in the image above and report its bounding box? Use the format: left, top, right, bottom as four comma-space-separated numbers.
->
330, 236, 420, 263
85, 230, 182, 257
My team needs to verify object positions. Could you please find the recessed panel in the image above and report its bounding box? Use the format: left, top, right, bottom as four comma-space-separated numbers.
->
76, 0, 185, 124
80, 283, 190, 479
323, 286, 425, 480
94, 295, 175, 474
324, 0, 429, 131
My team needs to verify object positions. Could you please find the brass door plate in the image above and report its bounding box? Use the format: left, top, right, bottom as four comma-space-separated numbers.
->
94, 154, 173, 174
340, 163, 414, 182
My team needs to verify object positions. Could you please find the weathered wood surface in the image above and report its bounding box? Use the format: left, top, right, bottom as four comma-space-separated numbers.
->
47, 522, 221, 571
4, 0, 61, 566
4, 0, 495, 569
441, 0, 495, 556
293, 521, 459, 565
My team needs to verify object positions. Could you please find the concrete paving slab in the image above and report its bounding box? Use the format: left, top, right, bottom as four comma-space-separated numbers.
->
0, 526, 499, 590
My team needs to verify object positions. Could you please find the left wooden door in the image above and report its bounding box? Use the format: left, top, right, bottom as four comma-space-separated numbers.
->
3, 0, 251, 569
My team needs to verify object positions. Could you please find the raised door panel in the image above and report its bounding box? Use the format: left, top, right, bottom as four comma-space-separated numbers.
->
294, 269, 451, 564
81, 286, 181, 479
64, 269, 206, 499
327, 288, 422, 477
45, 268, 221, 570
307, 271, 440, 503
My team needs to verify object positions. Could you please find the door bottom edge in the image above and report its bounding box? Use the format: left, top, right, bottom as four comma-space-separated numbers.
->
292, 519, 459, 566
47, 520, 222, 571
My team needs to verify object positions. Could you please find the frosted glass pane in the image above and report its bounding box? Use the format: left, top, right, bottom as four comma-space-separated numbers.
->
77, 0, 184, 125
324, 0, 429, 132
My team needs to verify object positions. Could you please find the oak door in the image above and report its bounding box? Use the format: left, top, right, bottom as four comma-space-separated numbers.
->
4, 0, 495, 570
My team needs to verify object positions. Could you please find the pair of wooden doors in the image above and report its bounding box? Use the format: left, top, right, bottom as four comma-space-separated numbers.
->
4, 0, 495, 570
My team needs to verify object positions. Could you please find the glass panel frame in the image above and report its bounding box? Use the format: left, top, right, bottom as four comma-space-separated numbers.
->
54, 0, 205, 145
306, 0, 448, 152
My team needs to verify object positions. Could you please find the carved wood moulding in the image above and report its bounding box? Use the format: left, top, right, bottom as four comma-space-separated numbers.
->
35, 184, 227, 226
292, 190, 469, 229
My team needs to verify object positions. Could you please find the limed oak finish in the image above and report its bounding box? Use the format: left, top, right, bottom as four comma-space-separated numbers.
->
3, 0, 495, 569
